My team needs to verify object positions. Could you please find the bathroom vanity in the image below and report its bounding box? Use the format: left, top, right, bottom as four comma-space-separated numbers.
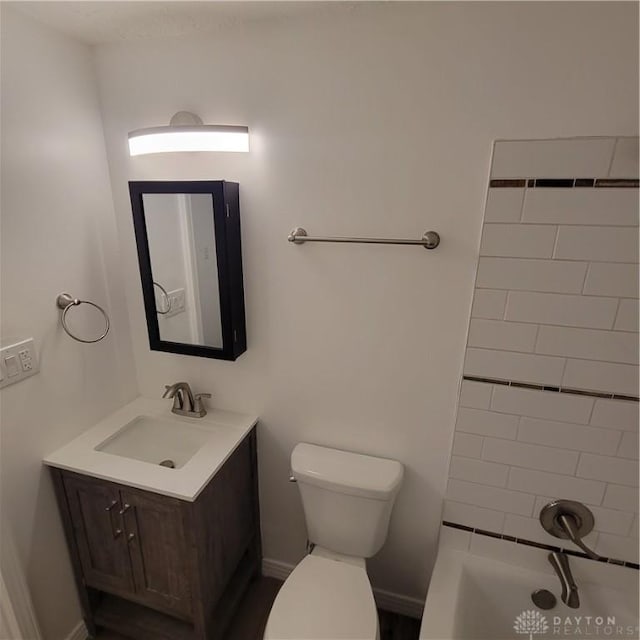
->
44, 397, 260, 640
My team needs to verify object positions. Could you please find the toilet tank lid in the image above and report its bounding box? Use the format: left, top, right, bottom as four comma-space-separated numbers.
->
291, 443, 403, 500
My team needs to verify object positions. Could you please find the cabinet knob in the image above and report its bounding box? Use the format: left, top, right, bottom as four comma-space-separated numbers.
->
105, 500, 118, 511
127, 533, 135, 542
113, 528, 122, 538
119, 503, 131, 515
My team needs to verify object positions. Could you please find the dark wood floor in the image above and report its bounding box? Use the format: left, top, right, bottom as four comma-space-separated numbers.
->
96, 576, 422, 640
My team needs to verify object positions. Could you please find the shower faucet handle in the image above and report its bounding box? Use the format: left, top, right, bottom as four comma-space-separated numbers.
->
539, 499, 600, 560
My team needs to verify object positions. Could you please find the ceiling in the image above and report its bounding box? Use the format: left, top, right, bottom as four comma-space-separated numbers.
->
9, 1, 362, 45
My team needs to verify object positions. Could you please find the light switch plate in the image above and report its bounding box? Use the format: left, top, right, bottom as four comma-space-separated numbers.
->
0, 338, 39, 389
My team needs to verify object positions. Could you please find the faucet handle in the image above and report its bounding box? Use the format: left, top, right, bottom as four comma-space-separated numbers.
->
193, 393, 211, 416
540, 499, 600, 560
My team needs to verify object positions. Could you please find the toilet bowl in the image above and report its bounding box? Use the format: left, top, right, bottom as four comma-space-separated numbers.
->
264, 443, 403, 640
263, 549, 379, 640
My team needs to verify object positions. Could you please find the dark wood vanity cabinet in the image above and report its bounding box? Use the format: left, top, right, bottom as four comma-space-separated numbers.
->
51, 428, 261, 640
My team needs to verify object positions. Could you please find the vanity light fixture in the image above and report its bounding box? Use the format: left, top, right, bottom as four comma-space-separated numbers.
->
128, 111, 249, 156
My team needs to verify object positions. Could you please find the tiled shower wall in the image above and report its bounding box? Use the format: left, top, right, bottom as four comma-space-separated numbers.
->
445, 137, 639, 563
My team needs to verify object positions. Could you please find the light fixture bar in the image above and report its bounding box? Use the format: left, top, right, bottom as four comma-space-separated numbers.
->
128, 123, 249, 156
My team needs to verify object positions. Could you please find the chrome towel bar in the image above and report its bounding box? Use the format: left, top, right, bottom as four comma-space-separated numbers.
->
287, 227, 440, 250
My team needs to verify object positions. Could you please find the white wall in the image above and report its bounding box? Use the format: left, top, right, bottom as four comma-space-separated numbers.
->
94, 2, 638, 601
0, 7, 137, 639
447, 136, 639, 563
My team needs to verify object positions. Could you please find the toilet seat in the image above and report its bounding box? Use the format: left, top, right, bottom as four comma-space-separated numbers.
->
264, 553, 379, 640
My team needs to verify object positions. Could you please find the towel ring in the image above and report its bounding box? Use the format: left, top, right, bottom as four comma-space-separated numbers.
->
153, 281, 172, 315
56, 293, 110, 343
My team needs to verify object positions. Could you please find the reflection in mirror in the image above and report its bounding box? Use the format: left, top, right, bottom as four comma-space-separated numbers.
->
143, 193, 222, 348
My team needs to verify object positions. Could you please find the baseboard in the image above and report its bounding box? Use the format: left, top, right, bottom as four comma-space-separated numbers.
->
372, 587, 423, 619
262, 557, 424, 620
261, 557, 295, 582
65, 620, 87, 640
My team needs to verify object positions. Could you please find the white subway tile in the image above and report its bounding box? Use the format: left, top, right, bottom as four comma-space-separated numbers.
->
536, 326, 639, 365
577, 453, 638, 487
562, 359, 639, 396
614, 299, 639, 332
603, 484, 639, 513
618, 431, 639, 460
469, 534, 554, 575
522, 188, 639, 226
484, 188, 525, 223
438, 525, 471, 552
450, 456, 509, 487
589, 506, 635, 536
595, 533, 639, 563
533, 496, 634, 537
464, 348, 565, 386
508, 467, 606, 505
591, 399, 639, 432
452, 432, 484, 458
555, 226, 639, 263
443, 501, 505, 532
491, 139, 615, 178
456, 407, 519, 439
477, 257, 588, 293
505, 291, 618, 329
583, 263, 639, 298
482, 437, 578, 475
503, 514, 598, 549
609, 137, 639, 178
468, 319, 538, 353
459, 380, 492, 409
491, 386, 594, 424
446, 478, 535, 516
480, 224, 557, 258
519, 418, 621, 455
471, 289, 507, 320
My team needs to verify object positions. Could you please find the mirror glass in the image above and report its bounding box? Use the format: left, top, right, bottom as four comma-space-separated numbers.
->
142, 193, 222, 348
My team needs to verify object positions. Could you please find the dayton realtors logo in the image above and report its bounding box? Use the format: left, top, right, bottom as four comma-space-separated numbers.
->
514, 610, 640, 638
551, 615, 639, 637
514, 610, 549, 639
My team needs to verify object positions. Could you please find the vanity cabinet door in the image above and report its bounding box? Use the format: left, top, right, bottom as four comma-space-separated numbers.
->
63, 474, 135, 595
119, 488, 193, 618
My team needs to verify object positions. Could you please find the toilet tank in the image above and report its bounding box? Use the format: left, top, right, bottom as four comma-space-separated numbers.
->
291, 443, 403, 558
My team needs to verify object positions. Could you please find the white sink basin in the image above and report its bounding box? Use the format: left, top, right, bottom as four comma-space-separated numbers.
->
95, 415, 215, 469
44, 397, 258, 500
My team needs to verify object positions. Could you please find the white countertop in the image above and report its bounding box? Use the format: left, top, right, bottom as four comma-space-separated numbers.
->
43, 396, 258, 502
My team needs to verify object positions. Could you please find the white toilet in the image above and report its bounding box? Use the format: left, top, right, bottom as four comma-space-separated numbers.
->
264, 443, 404, 640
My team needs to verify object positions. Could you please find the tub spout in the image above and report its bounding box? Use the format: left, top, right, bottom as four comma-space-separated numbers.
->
548, 552, 580, 609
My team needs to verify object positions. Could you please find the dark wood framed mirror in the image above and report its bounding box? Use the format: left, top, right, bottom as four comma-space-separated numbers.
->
129, 180, 246, 361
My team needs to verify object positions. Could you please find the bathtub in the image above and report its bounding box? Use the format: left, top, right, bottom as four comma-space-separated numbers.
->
420, 530, 639, 640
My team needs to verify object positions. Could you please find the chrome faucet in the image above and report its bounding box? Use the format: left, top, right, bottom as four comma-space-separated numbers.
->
548, 552, 580, 608
163, 382, 211, 418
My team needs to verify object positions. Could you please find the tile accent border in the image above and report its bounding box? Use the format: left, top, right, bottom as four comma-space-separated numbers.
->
462, 375, 640, 402
489, 178, 639, 188
442, 521, 640, 570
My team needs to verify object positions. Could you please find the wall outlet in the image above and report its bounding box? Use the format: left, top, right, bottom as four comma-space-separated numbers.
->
0, 338, 39, 389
